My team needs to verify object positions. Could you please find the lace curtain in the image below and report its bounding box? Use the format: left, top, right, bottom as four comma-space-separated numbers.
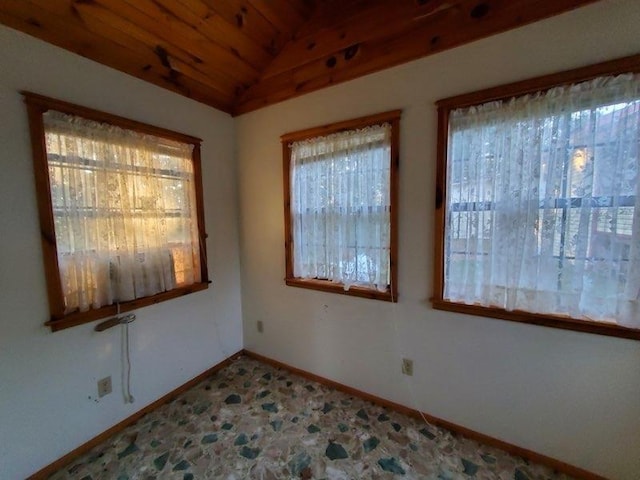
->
44, 111, 201, 313
445, 74, 640, 328
290, 124, 391, 291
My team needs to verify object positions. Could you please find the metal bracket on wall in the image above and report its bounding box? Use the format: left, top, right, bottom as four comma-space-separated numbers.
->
94, 313, 136, 332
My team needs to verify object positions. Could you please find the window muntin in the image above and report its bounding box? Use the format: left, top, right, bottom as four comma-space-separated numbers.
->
435, 68, 640, 338
282, 111, 400, 301
25, 93, 208, 331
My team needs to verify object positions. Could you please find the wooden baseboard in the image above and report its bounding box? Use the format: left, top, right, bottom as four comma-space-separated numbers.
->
27, 350, 243, 480
242, 349, 605, 480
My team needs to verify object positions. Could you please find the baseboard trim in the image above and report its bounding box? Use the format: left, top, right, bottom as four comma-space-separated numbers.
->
27, 350, 243, 480
242, 349, 605, 480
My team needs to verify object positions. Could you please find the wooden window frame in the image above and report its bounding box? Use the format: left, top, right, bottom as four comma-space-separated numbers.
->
282, 110, 401, 302
24, 92, 209, 332
432, 54, 640, 341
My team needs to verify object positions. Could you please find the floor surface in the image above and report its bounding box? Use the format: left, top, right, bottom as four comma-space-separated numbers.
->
49, 356, 574, 479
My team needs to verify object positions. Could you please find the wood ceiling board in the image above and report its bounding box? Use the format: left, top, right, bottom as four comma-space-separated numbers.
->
0, 3, 234, 112
118, 0, 273, 74
292, 0, 378, 38
247, 0, 310, 37
22, 0, 241, 98
263, 0, 456, 79
196, 0, 286, 55
169, 0, 275, 69
235, 0, 599, 114
73, 0, 260, 83
283, 0, 317, 19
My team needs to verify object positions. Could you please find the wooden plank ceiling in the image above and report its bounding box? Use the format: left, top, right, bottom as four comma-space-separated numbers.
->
0, 0, 598, 115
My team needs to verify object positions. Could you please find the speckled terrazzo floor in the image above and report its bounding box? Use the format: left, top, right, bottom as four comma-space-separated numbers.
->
49, 356, 574, 480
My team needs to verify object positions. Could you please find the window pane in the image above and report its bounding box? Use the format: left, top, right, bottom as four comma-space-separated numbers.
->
43, 110, 201, 313
290, 123, 392, 291
444, 74, 640, 328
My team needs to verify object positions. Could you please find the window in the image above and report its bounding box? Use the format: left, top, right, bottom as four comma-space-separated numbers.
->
25, 92, 208, 331
282, 110, 400, 301
433, 55, 640, 340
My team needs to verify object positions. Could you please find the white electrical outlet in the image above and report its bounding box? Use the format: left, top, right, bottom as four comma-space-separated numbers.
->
257, 320, 264, 333
401, 358, 413, 376
97, 376, 112, 397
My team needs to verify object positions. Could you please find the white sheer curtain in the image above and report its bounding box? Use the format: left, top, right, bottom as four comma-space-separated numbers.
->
44, 111, 201, 314
445, 74, 640, 328
290, 124, 391, 291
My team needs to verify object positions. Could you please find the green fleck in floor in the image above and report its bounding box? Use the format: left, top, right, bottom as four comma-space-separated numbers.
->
49, 356, 574, 479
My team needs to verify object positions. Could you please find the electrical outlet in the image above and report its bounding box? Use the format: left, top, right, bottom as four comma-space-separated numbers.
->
97, 376, 112, 397
257, 320, 264, 333
401, 358, 413, 376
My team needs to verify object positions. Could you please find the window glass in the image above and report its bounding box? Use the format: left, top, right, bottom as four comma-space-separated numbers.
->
282, 111, 400, 301
443, 74, 639, 329
44, 110, 201, 313
25, 93, 208, 330
291, 125, 391, 291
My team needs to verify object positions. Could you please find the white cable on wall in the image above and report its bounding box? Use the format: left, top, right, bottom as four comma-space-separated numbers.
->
389, 284, 431, 427
111, 302, 135, 404
121, 315, 135, 404
94, 303, 135, 404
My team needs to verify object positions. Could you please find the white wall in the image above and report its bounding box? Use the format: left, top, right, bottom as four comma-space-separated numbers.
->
236, 1, 640, 479
3, 2, 640, 479
0, 27, 243, 479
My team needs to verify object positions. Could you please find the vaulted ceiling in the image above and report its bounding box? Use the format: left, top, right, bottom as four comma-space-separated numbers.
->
0, 0, 597, 115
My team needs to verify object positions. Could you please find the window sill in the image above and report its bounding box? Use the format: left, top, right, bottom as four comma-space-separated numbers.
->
285, 277, 396, 302
46, 282, 209, 332
431, 298, 640, 341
